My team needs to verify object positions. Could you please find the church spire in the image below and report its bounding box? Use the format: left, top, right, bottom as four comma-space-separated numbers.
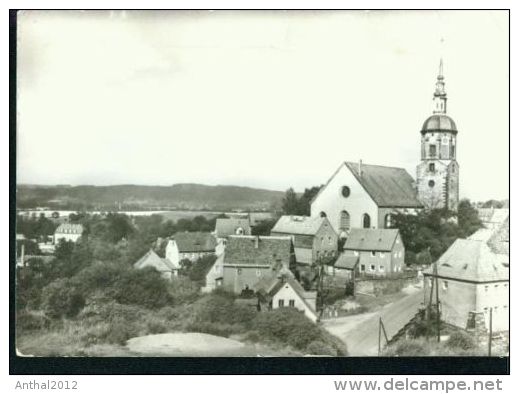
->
433, 58, 447, 114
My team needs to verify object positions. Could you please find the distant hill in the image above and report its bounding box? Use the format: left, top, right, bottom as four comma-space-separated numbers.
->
16, 183, 285, 212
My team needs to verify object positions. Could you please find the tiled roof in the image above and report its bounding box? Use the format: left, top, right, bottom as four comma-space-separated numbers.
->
424, 239, 509, 282
271, 215, 329, 236
173, 232, 217, 253
55, 223, 84, 234
215, 218, 251, 238
344, 162, 423, 208
487, 217, 509, 256
335, 254, 359, 269
253, 265, 294, 294
343, 228, 400, 252
224, 235, 292, 267
134, 249, 175, 271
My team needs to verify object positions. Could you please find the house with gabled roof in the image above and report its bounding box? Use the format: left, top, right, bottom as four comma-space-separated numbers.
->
271, 277, 319, 322
338, 228, 405, 277
202, 252, 225, 293
134, 249, 177, 280
270, 215, 338, 266
54, 223, 84, 244
222, 235, 293, 294
423, 219, 509, 332
165, 231, 217, 270
310, 161, 423, 236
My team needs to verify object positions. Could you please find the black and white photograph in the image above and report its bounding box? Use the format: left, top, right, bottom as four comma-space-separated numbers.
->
9, 8, 510, 377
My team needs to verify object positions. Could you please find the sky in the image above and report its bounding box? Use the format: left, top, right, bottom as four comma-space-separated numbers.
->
16, 10, 509, 201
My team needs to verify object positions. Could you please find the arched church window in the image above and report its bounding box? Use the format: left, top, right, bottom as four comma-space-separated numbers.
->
384, 214, 392, 229
429, 144, 437, 157
339, 210, 350, 232
319, 211, 327, 218
428, 180, 435, 188
341, 186, 351, 198
429, 163, 435, 172
362, 213, 371, 229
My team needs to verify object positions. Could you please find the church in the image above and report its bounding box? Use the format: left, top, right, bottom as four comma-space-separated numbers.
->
310, 61, 460, 236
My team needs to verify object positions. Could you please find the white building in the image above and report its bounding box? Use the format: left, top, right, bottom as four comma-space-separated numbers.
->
271, 277, 318, 323
134, 249, 177, 280
165, 232, 217, 269
201, 253, 225, 293
310, 161, 422, 236
423, 218, 509, 332
53, 223, 84, 244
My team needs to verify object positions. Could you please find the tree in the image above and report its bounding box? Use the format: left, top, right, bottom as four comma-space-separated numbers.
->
41, 278, 85, 318
298, 186, 322, 215
113, 267, 171, 309
281, 188, 300, 215
251, 218, 277, 236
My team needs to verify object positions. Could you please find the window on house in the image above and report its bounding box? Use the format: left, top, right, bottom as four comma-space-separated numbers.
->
289, 300, 295, 307
443, 281, 448, 290
429, 163, 435, 172
384, 214, 392, 229
379, 252, 385, 258
362, 213, 371, 229
341, 186, 351, 198
339, 210, 350, 232
429, 144, 437, 157
237, 268, 242, 275
319, 211, 327, 218
328, 236, 332, 245
370, 264, 376, 271
485, 285, 489, 292
371, 251, 376, 257
360, 264, 365, 272
278, 299, 284, 308
354, 251, 359, 256
428, 180, 435, 188
379, 265, 385, 272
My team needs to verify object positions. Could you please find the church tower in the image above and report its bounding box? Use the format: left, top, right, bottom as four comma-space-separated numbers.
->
416, 60, 459, 211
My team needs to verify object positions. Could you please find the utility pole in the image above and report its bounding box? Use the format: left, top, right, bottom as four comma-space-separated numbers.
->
488, 308, 493, 356
378, 317, 382, 356
434, 260, 441, 342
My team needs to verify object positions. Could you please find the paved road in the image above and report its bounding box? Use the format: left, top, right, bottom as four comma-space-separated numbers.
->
323, 289, 425, 356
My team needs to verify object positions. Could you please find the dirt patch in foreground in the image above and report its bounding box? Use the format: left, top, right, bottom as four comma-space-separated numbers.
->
127, 332, 260, 356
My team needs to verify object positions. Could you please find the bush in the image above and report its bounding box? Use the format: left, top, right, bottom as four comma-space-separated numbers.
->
41, 279, 85, 319
169, 276, 201, 305
385, 339, 428, 357
446, 331, 476, 350
113, 267, 172, 309
305, 340, 336, 356
252, 308, 333, 352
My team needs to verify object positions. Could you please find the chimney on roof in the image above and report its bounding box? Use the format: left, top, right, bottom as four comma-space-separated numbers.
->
358, 159, 363, 177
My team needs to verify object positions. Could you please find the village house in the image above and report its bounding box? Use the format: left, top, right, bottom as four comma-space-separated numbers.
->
165, 231, 217, 269
310, 161, 423, 236
270, 215, 338, 266
202, 252, 225, 293
271, 277, 319, 323
53, 223, 84, 244
214, 217, 251, 242
222, 235, 293, 294
423, 218, 509, 332
336, 228, 405, 277
134, 249, 177, 280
